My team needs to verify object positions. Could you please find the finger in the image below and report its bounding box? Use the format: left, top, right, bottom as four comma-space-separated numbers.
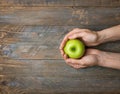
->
66, 58, 87, 66
73, 65, 87, 69
66, 28, 81, 37
85, 48, 99, 55
66, 58, 79, 64
68, 32, 84, 39
67, 28, 88, 38
59, 28, 84, 50
82, 55, 98, 66
60, 49, 64, 55
66, 61, 86, 69
59, 36, 69, 50
59, 28, 87, 50
67, 28, 89, 37
60, 50, 64, 58
63, 54, 68, 59
59, 28, 81, 49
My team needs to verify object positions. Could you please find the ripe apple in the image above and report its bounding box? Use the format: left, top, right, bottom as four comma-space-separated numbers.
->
64, 39, 85, 59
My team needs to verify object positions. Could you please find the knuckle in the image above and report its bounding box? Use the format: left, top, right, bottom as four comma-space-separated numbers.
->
80, 62, 85, 66
71, 60, 75, 63
73, 34, 77, 38
72, 34, 78, 38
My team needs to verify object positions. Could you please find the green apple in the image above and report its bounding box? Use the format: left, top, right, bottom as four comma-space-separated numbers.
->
64, 39, 85, 59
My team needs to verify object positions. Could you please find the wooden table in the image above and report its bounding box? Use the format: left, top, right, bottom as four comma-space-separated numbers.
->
0, 0, 120, 94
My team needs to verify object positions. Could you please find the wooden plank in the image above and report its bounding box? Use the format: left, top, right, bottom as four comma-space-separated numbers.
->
101, 0, 120, 6
1, 59, 120, 76
0, 0, 74, 7
1, 25, 120, 59
0, 59, 120, 94
1, 43, 62, 59
0, 77, 120, 94
0, 0, 120, 7
0, 25, 120, 59
1, 25, 114, 43
0, 57, 32, 75
0, 7, 120, 26
1, 40, 120, 60
75, 0, 120, 7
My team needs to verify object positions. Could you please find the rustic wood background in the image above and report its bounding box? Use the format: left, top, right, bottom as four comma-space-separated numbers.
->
0, 0, 120, 94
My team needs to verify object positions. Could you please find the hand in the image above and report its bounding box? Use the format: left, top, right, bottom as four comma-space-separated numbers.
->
59, 26, 120, 70
64, 49, 101, 69
59, 28, 99, 58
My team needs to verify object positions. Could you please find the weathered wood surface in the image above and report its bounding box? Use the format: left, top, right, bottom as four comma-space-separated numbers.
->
0, 25, 120, 59
0, 59, 120, 94
0, 0, 120, 7
0, 0, 120, 94
0, 7, 120, 25
75, 0, 120, 7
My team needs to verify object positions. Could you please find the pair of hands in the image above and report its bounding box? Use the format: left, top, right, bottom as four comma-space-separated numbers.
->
59, 28, 102, 69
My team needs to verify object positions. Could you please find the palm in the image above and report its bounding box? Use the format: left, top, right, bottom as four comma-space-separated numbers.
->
80, 54, 98, 66
64, 49, 99, 69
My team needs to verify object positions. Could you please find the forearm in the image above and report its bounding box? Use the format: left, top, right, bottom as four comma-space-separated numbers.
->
97, 25, 120, 44
98, 51, 120, 69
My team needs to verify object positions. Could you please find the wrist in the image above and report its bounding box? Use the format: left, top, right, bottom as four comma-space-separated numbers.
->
96, 50, 105, 66
96, 31, 106, 45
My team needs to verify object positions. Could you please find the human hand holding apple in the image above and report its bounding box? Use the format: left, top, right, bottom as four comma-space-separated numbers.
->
61, 39, 101, 69
59, 28, 101, 69
64, 39, 85, 59
60, 28, 99, 52
60, 26, 120, 69
63, 39, 100, 69
60, 28, 100, 59
65, 49, 101, 69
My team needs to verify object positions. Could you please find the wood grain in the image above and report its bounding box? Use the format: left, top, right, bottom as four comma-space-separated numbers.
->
0, 0, 120, 7
0, 0, 74, 7
1, 25, 120, 59
0, 0, 120, 93
0, 76, 120, 94
75, 0, 120, 7
0, 7, 120, 25
0, 59, 120, 94
1, 59, 119, 76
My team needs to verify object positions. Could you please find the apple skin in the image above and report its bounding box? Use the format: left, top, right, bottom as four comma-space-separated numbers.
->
64, 39, 85, 59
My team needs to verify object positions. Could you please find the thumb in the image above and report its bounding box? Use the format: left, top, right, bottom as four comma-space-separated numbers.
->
81, 55, 97, 66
